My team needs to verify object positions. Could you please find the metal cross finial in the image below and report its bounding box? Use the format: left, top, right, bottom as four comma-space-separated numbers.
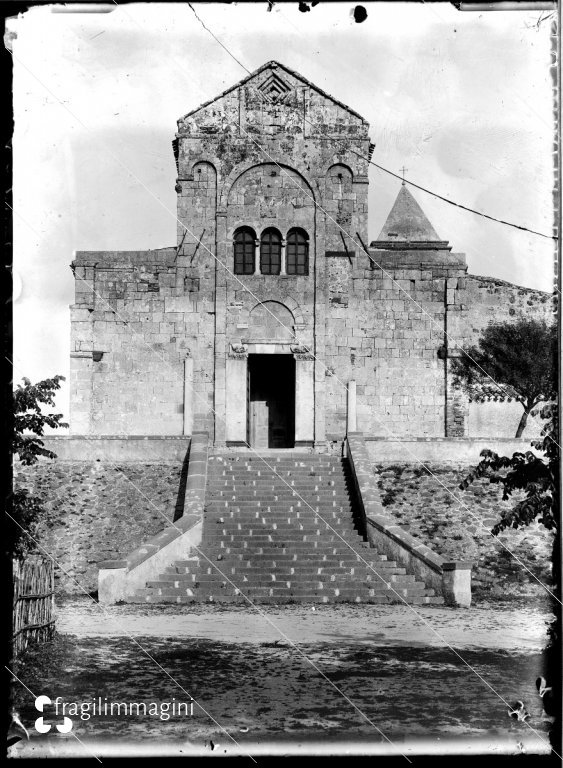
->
400, 166, 408, 184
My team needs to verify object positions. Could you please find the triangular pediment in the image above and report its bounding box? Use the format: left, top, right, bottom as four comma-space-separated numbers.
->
179, 60, 367, 123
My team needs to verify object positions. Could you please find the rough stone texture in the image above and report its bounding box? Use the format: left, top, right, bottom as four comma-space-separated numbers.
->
15, 461, 183, 594
374, 463, 554, 597
69, 60, 555, 444
70, 249, 204, 436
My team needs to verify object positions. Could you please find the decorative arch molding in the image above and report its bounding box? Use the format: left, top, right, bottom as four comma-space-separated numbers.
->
247, 300, 296, 342
321, 154, 369, 180
249, 300, 295, 322
324, 161, 354, 180
238, 298, 305, 330
256, 224, 283, 238
184, 158, 219, 181
220, 159, 318, 209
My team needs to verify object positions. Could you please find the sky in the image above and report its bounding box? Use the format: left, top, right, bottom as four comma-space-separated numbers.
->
9, 1, 557, 426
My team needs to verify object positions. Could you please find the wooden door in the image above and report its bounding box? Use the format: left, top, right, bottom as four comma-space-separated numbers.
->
269, 398, 290, 448
248, 355, 295, 449
250, 398, 269, 448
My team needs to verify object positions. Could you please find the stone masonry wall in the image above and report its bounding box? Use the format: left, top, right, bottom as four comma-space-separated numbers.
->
15, 460, 183, 594
224, 162, 317, 355
71, 248, 216, 436
175, 62, 371, 446
374, 463, 553, 598
325, 250, 466, 439
464, 275, 556, 333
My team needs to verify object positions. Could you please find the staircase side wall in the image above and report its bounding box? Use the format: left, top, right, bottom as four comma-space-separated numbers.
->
98, 432, 209, 603
346, 432, 445, 594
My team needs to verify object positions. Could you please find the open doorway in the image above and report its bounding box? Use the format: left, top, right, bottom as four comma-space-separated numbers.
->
247, 355, 295, 448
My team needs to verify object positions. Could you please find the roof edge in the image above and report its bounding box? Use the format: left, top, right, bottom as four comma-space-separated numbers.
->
467, 273, 555, 296
370, 240, 452, 251
177, 60, 368, 126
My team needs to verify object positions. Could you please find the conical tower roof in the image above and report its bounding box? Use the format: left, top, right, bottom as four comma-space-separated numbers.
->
371, 184, 451, 250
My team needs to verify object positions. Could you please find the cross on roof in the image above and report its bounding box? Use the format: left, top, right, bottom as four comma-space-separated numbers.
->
399, 166, 408, 184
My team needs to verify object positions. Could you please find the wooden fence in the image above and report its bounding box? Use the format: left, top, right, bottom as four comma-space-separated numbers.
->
13, 556, 55, 656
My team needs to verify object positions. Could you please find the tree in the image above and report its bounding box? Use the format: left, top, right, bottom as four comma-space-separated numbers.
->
9, 376, 68, 557
459, 401, 558, 538
460, 403, 560, 748
451, 317, 557, 437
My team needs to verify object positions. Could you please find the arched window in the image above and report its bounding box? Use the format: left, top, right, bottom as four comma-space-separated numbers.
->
233, 227, 256, 275
260, 228, 281, 275
286, 229, 309, 275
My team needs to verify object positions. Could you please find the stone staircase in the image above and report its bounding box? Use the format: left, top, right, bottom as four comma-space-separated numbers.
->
131, 452, 443, 605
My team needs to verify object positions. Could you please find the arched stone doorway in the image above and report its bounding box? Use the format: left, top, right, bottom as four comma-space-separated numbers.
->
247, 353, 295, 448
225, 301, 314, 449
246, 302, 295, 448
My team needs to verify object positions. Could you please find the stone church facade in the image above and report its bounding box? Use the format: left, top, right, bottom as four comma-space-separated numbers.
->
69, 61, 553, 447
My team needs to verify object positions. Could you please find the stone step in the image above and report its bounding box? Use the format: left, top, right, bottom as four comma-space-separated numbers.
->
208, 476, 348, 483
211, 511, 353, 519
209, 490, 349, 498
208, 474, 347, 481
194, 551, 393, 564
132, 453, 441, 606
145, 583, 402, 597
213, 468, 347, 474
209, 468, 346, 474
207, 509, 353, 516
208, 530, 362, 540
136, 588, 441, 604
211, 520, 360, 530
171, 565, 408, 580
135, 593, 412, 606
209, 496, 352, 504
208, 533, 361, 543
210, 456, 344, 462
149, 578, 422, 595
206, 500, 352, 508
181, 562, 404, 573
210, 485, 346, 492
210, 498, 351, 506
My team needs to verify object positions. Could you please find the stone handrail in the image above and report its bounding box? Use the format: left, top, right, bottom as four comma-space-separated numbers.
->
346, 431, 471, 607
98, 430, 209, 602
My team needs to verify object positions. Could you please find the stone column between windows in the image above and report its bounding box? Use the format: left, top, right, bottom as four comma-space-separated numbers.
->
280, 238, 286, 275
254, 239, 260, 276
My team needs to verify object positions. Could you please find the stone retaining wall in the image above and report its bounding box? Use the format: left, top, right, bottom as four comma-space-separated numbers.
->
15, 452, 552, 599
14, 460, 184, 594
374, 463, 553, 597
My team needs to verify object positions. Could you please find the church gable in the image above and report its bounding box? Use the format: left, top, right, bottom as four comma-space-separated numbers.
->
177, 61, 369, 139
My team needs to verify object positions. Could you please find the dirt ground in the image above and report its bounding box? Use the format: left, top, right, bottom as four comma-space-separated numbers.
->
10, 597, 556, 758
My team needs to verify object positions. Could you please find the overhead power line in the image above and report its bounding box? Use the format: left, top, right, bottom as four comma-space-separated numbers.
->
187, 2, 558, 242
